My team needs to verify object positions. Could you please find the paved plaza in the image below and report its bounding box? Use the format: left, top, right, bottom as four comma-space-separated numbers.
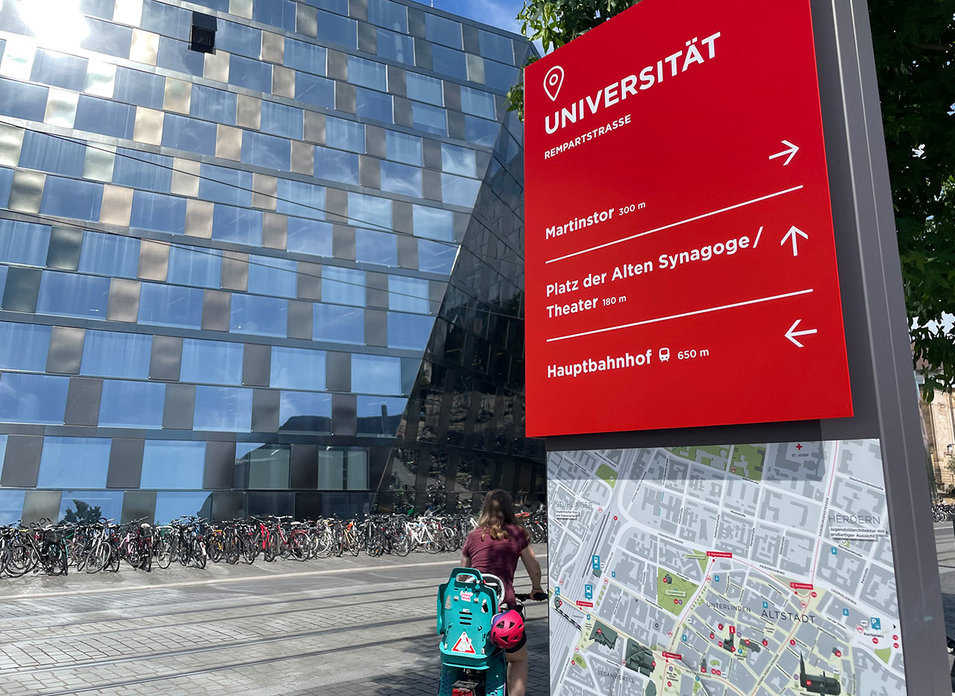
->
0, 546, 548, 696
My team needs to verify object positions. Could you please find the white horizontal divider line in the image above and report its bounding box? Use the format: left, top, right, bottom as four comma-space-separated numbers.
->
546, 289, 814, 343
544, 185, 805, 264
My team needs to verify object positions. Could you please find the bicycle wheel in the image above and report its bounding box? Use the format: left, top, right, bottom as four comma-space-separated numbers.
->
244, 534, 261, 564
156, 537, 175, 569
5, 540, 38, 577
85, 541, 111, 574
289, 532, 309, 561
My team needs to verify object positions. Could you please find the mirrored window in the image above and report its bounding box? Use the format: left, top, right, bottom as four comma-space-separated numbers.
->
313, 304, 363, 344
313, 147, 356, 185
367, 0, 407, 32
130, 191, 186, 234
181, 338, 243, 385
141, 441, 206, 490
388, 276, 429, 313
114, 67, 164, 109
347, 55, 386, 91
322, 266, 364, 306
411, 102, 447, 136
99, 380, 165, 428
113, 149, 173, 193
141, 0, 191, 36
245, 445, 291, 489
412, 205, 454, 242
285, 38, 326, 73
79, 232, 140, 279
355, 228, 397, 266
74, 96, 135, 139
388, 311, 435, 350
405, 72, 443, 106
229, 55, 272, 92
318, 449, 343, 489
417, 240, 455, 274
0, 322, 50, 371
346, 449, 368, 490
355, 88, 392, 123
0, 489, 25, 526
253, 0, 295, 31
31, 49, 87, 92
326, 117, 365, 153
82, 18, 133, 57
154, 492, 210, 523
168, 245, 222, 289
194, 385, 252, 431
40, 176, 103, 221
461, 86, 496, 119
0, 219, 51, 266
37, 271, 110, 319
0, 373, 68, 424
376, 28, 412, 64
59, 490, 123, 524
81, 330, 151, 379
138, 283, 204, 328
248, 255, 297, 298
18, 130, 85, 177
261, 101, 303, 139
162, 114, 216, 156
212, 205, 263, 246
190, 84, 236, 125
425, 14, 462, 49
385, 131, 421, 166
0, 78, 48, 122
241, 131, 291, 171
200, 164, 252, 207
315, 10, 357, 49
217, 20, 262, 57
479, 30, 514, 64
279, 391, 331, 432
464, 115, 501, 147
270, 346, 325, 390
295, 72, 334, 108
380, 160, 421, 197
441, 173, 481, 207
431, 45, 467, 80
276, 179, 324, 219
351, 353, 401, 395
357, 395, 405, 435
286, 218, 333, 257
483, 60, 519, 91
441, 143, 477, 176
348, 192, 391, 230
157, 36, 205, 76
230, 294, 287, 336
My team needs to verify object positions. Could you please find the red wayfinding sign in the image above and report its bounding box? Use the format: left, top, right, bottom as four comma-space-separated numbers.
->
524, 0, 852, 437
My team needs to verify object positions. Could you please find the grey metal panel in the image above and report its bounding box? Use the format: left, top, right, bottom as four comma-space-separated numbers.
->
349, 0, 368, 21
149, 334, 182, 381
46, 227, 83, 270
296, 3, 317, 37
325, 188, 348, 224
396, 234, 417, 269
290, 443, 318, 488
297, 261, 322, 300
252, 388, 280, 433
121, 490, 156, 523
332, 393, 357, 436
46, 326, 85, 374
393, 201, 413, 235
336, 82, 356, 114
359, 155, 380, 189
400, 357, 419, 395
422, 139, 442, 169
358, 21, 376, 53
1, 435, 42, 487
422, 169, 442, 201
287, 300, 313, 340
106, 438, 144, 489
162, 383, 195, 430
202, 289, 231, 331
242, 343, 271, 387
138, 240, 169, 281
304, 111, 326, 144
333, 224, 356, 261
443, 82, 461, 112
212, 492, 244, 520
447, 110, 466, 140
64, 377, 102, 427
366, 272, 388, 309
393, 96, 412, 128
22, 491, 61, 524
221, 251, 249, 291
408, 7, 426, 37
326, 351, 351, 392
106, 278, 140, 322
387, 66, 406, 97
204, 440, 237, 489
1, 267, 40, 312
263, 212, 288, 250
364, 308, 387, 347
453, 212, 470, 241
365, 125, 387, 158
326, 49, 348, 81
462, 24, 480, 54
413, 39, 432, 70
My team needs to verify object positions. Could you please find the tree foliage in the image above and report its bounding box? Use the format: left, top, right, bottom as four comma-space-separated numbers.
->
507, 0, 955, 397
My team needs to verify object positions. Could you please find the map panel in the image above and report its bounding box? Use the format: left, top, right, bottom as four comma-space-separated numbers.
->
547, 440, 905, 695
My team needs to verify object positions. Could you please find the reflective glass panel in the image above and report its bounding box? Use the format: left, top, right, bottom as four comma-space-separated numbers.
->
253, 0, 295, 30
0, 322, 49, 371
138, 283, 203, 328
405, 72, 443, 106
356, 395, 405, 435
81, 18, 132, 58
180, 338, 244, 385
285, 38, 326, 73
0, 489, 24, 526
194, 386, 252, 431
0, 373, 68, 424
441, 173, 481, 207
217, 20, 261, 57
261, 101, 303, 139
40, 177, 103, 221
347, 450, 368, 490
141, 441, 206, 489
376, 29, 412, 64
31, 49, 87, 91
315, 146, 358, 185
483, 60, 519, 91
246, 445, 291, 489
167, 245, 222, 289
190, 84, 236, 125
0, 219, 51, 266
74, 96, 134, 139
479, 30, 513, 64
113, 67, 164, 109
0, 78, 48, 122
321, 266, 364, 306
355, 228, 397, 266
389, 276, 429, 313
157, 36, 205, 76
199, 164, 252, 207
348, 192, 391, 230
295, 72, 334, 108
461, 86, 496, 119
230, 294, 287, 336
276, 179, 324, 219
129, 191, 186, 234
441, 143, 477, 176
247, 256, 297, 298
367, 0, 406, 32
229, 55, 272, 92
37, 271, 110, 319
388, 311, 435, 350
430, 45, 467, 80
355, 87, 392, 123
318, 449, 343, 489
412, 205, 453, 241
279, 391, 331, 432
162, 114, 216, 156
241, 131, 291, 171
424, 14, 462, 49
142, 1, 191, 37
59, 491, 123, 524
347, 55, 386, 90
351, 354, 401, 395
81, 330, 151, 379
286, 218, 333, 257
325, 117, 364, 153
379, 160, 421, 197
0, 166, 11, 206
464, 115, 501, 147
313, 304, 362, 344
385, 131, 421, 165
212, 205, 263, 246
79, 232, 140, 279
154, 492, 210, 523
113, 149, 172, 192
411, 102, 447, 136
98, 380, 165, 428
18, 130, 85, 177
270, 346, 325, 390
315, 10, 356, 50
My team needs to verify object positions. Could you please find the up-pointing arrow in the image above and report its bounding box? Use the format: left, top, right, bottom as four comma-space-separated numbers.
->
781, 226, 808, 256
769, 140, 799, 166
785, 319, 818, 348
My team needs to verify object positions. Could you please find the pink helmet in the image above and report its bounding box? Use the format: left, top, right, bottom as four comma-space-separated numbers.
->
490, 610, 524, 650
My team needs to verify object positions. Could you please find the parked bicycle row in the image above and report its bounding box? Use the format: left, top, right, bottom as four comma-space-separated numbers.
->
0, 510, 548, 577
932, 503, 955, 522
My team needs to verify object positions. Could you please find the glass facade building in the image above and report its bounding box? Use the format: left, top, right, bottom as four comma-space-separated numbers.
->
0, 0, 542, 523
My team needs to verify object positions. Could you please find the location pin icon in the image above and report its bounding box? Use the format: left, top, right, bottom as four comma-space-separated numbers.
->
543, 65, 564, 102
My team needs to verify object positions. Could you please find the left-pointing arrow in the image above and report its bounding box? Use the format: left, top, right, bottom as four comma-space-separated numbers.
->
785, 319, 818, 348
781, 226, 809, 256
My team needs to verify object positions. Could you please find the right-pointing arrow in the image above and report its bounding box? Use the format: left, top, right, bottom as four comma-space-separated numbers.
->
769, 140, 800, 166
785, 319, 818, 348
781, 226, 809, 257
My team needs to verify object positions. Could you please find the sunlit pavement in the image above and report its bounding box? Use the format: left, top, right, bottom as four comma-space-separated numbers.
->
0, 546, 548, 696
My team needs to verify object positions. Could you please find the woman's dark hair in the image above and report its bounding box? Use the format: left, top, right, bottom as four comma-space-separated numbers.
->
476, 489, 517, 540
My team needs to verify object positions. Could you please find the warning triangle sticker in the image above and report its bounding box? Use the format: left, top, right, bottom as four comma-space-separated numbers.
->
452, 632, 476, 654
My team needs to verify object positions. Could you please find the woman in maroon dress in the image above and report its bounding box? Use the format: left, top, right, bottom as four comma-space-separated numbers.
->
461, 490, 544, 696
